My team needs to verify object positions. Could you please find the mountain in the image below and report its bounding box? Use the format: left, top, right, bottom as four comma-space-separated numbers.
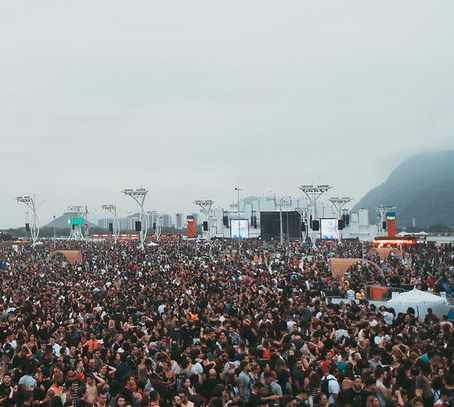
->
43, 214, 98, 229
353, 151, 454, 228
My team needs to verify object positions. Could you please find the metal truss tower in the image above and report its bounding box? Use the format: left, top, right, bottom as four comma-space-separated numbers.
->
149, 211, 163, 240
122, 188, 148, 249
102, 204, 119, 243
194, 199, 214, 239
66, 206, 86, 241
295, 206, 310, 241
16, 195, 41, 248
298, 184, 332, 243
329, 197, 352, 243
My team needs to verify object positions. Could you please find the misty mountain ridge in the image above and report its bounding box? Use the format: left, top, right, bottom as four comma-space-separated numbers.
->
44, 214, 98, 229
353, 150, 454, 228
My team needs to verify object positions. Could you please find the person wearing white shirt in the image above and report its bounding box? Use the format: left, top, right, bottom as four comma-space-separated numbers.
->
48, 337, 62, 357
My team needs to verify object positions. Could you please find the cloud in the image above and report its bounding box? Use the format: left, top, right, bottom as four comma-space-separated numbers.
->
1, 1, 454, 227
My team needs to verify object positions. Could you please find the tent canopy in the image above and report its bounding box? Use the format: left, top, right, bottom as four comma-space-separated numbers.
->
47, 250, 82, 265
387, 288, 450, 318
368, 247, 403, 261
388, 288, 446, 303
328, 258, 383, 279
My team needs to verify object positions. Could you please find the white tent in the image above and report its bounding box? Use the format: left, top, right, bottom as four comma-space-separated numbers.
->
387, 289, 451, 318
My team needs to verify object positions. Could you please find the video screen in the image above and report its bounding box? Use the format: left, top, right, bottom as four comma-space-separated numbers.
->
321, 218, 339, 240
231, 219, 249, 239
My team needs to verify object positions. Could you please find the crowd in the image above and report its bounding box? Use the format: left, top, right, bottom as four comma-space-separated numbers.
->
0, 238, 453, 407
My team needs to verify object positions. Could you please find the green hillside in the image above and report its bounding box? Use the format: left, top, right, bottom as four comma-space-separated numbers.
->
353, 151, 454, 228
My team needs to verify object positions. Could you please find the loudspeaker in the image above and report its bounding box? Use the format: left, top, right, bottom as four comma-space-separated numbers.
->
72, 225, 75, 230
301, 222, 306, 232
312, 220, 320, 231
338, 219, 345, 230
203, 221, 208, 231
382, 221, 387, 230
108, 223, 113, 232
153, 223, 156, 230
223, 216, 229, 227
135, 221, 142, 231
25, 223, 30, 232
253, 216, 257, 228
343, 213, 350, 226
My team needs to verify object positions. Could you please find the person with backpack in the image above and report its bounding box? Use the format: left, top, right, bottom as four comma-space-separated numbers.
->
319, 362, 340, 404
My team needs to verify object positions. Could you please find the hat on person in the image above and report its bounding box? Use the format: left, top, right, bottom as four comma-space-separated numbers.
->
320, 361, 330, 368
421, 354, 429, 363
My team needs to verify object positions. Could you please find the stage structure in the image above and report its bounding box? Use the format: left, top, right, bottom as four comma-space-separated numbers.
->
16, 195, 42, 248
260, 211, 302, 241
122, 188, 148, 250
66, 206, 87, 241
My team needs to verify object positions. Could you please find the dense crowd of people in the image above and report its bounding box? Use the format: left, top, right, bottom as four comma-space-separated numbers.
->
0, 238, 453, 407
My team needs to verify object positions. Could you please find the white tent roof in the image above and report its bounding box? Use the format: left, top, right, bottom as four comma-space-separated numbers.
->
387, 289, 450, 318
388, 288, 446, 304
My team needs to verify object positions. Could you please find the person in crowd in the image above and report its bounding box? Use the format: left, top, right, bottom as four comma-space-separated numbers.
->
0, 239, 452, 407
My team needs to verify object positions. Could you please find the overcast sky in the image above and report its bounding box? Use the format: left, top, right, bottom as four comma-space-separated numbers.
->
1, 1, 454, 228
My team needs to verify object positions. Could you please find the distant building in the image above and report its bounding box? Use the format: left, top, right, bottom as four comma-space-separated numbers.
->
162, 214, 172, 228
175, 213, 184, 230
98, 217, 136, 231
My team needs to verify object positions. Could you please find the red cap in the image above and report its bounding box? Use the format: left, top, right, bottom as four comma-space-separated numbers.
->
320, 361, 330, 368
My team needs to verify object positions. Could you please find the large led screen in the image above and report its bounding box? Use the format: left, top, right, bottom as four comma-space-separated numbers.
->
260, 211, 302, 240
231, 219, 249, 239
321, 218, 339, 240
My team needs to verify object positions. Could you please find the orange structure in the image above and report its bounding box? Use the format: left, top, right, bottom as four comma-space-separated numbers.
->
386, 212, 396, 238
187, 215, 196, 238
47, 250, 82, 265
328, 258, 383, 279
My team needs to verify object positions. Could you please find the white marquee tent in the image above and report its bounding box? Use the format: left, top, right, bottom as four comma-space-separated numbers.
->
386, 289, 451, 318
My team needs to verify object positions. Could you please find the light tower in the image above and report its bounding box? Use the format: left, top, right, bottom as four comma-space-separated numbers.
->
66, 206, 86, 240
295, 206, 310, 241
16, 195, 41, 248
102, 204, 119, 243
155, 212, 163, 240
298, 184, 332, 243
277, 196, 291, 244
83, 206, 90, 242
376, 205, 396, 237
147, 210, 162, 240
329, 197, 352, 243
194, 199, 214, 239
234, 187, 242, 246
122, 188, 148, 250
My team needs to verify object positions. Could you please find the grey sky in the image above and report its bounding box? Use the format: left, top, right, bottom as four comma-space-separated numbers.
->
1, 1, 454, 228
